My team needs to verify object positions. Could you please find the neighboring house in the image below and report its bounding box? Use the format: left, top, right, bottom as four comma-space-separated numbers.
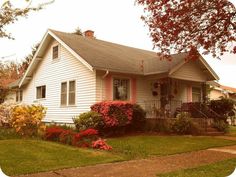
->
208, 81, 236, 101
5, 29, 219, 123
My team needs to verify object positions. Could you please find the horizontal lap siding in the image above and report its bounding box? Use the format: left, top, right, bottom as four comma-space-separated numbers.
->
136, 77, 156, 108
23, 40, 96, 123
170, 60, 207, 82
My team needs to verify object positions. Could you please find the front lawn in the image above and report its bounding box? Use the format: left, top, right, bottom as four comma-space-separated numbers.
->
108, 135, 236, 159
158, 158, 236, 177
1, 135, 236, 176
0, 139, 123, 176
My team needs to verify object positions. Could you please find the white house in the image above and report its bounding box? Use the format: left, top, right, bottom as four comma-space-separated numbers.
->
5, 29, 219, 123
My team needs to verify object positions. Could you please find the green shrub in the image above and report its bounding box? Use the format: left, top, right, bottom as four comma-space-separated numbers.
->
130, 104, 146, 131
73, 111, 104, 131
210, 98, 235, 121
171, 112, 201, 135
213, 120, 229, 133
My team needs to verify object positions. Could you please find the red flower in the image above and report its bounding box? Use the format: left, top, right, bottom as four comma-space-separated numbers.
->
92, 138, 112, 150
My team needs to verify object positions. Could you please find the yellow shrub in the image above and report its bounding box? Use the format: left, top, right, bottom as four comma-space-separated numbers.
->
10, 104, 47, 137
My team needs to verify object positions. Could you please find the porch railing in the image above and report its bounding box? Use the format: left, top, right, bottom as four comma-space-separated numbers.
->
143, 99, 182, 118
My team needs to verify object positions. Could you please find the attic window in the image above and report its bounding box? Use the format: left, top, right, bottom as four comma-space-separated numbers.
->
52, 45, 59, 59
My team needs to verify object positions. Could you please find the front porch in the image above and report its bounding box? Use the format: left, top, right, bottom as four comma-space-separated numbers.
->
139, 77, 208, 119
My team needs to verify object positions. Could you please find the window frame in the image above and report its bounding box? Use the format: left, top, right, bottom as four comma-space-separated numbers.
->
36, 85, 46, 99
52, 44, 59, 60
112, 77, 131, 101
16, 90, 23, 102
60, 82, 67, 106
60, 80, 76, 107
68, 80, 76, 106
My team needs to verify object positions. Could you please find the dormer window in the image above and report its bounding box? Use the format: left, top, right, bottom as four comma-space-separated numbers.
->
52, 45, 59, 59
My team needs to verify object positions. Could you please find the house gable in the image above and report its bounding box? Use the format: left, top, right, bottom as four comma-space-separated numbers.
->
169, 59, 218, 82
22, 38, 96, 123
19, 30, 93, 88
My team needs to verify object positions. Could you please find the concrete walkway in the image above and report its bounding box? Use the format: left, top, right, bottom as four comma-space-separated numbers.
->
16, 145, 236, 177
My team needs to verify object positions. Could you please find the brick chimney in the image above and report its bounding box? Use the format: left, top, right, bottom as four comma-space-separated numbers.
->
84, 30, 94, 38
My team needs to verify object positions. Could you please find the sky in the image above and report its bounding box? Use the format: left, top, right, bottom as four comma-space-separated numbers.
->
0, 0, 236, 87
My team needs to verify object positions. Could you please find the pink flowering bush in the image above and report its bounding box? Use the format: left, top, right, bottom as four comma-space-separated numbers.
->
72, 128, 99, 148
91, 101, 133, 128
92, 138, 112, 150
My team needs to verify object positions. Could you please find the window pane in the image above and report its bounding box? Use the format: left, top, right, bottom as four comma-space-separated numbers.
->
16, 91, 19, 102
52, 46, 58, 59
20, 90, 23, 101
42, 86, 46, 98
61, 93, 67, 105
69, 81, 75, 105
113, 78, 129, 100
36, 87, 41, 99
61, 82, 67, 105
61, 82, 67, 93
69, 81, 75, 92
69, 93, 75, 105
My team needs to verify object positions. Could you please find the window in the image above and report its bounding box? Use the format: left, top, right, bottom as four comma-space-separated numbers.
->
36, 85, 46, 99
61, 80, 76, 106
16, 90, 23, 102
61, 82, 67, 105
113, 78, 130, 100
192, 87, 201, 102
52, 45, 59, 59
69, 81, 76, 105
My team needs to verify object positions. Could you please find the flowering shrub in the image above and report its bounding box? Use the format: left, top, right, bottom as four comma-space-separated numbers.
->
59, 129, 75, 145
44, 126, 65, 141
91, 101, 133, 128
92, 138, 112, 150
72, 128, 98, 147
73, 111, 104, 131
10, 104, 46, 137
0, 103, 16, 127
44, 126, 112, 150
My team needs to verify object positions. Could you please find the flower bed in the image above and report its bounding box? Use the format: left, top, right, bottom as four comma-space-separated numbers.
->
44, 126, 112, 150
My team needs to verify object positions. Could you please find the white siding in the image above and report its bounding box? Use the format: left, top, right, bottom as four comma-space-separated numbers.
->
170, 60, 207, 82
23, 40, 96, 123
96, 71, 106, 102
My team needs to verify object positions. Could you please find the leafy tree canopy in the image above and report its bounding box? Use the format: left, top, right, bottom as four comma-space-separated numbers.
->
137, 0, 236, 60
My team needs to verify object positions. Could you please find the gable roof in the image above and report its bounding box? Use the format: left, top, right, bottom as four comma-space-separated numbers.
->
50, 29, 186, 74
19, 29, 219, 87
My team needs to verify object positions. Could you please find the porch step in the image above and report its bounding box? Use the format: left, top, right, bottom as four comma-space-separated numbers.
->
203, 126, 224, 136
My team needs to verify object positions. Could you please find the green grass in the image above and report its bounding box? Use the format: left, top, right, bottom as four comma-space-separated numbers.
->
107, 135, 236, 159
0, 139, 123, 176
228, 126, 236, 136
1, 135, 236, 176
158, 158, 236, 177
0, 128, 21, 140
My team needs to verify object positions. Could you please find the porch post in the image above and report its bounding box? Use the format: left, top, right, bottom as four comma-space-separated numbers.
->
202, 82, 207, 104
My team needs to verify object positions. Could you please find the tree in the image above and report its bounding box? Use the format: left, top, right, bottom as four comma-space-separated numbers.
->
0, 0, 54, 39
137, 0, 236, 60
73, 27, 83, 36
18, 43, 39, 75
0, 61, 20, 103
